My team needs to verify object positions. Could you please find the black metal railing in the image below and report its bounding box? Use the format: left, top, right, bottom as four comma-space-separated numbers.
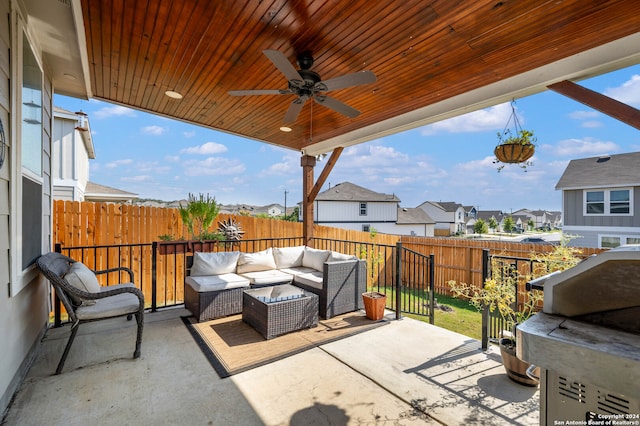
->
53, 238, 436, 326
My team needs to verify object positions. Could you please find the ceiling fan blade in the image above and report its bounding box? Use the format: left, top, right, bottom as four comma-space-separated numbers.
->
313, 96, 360, 118
228, 89, 290, 96
318, 71, 376, 92
263, 50, 301, 82
284, 98, 305, 123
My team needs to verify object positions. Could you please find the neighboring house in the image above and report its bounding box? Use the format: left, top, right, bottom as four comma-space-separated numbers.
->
52, 107, 95, 201
512, 208, 562, 230
396, 207, 435, 237
84, 182, 137, 203
53, 107, 137, 203
556, 152, 640, 248
254, 203, 285, 217
477, 210, 504, 233
300, 182, 434, 236
417, 201, 466, 235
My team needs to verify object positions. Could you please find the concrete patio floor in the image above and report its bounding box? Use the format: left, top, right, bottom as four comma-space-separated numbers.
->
2, 308, 539, 425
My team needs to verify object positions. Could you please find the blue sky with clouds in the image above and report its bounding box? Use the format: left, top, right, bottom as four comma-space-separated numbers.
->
55, 64, 640, 212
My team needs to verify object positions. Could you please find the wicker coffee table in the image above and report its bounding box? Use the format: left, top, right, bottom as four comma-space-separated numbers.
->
242, 284, 319, 339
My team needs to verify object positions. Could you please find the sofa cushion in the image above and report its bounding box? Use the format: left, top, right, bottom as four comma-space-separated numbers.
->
237, 248, 277, 273
328, 251, 358, 262
278, 266, 317, 277
64, 262, 101, 306
185, 274, 250, 292
293, 270, 323, 289
239, 269, 293, 286
190, 251, 240, 276
302, 247, 331, 271
273, 246, 305, 269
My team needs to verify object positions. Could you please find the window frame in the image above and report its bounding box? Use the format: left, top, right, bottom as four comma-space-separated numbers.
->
598, 234, 640, 249
359, 202, 367, 216
583, 188, 633, 216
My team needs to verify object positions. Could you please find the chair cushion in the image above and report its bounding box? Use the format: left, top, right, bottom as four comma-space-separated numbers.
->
191, 251, 240, 276
273, 246, 305, 269
64, 262, 101, 306
185, 274, 250, 292
302, 247, 331, 271
293, 270, 323, 289
278, 266, 317, 277
75, 292, 141, 320
250, 285, 304, 303
328, 251, 357, 262
239, 269, 293, 286
237, 248, 277, 273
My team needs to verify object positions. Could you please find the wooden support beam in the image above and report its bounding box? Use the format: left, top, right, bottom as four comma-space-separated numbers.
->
301, 155, 316, 247
548, 80, 640, 131
309, 147, 343, 203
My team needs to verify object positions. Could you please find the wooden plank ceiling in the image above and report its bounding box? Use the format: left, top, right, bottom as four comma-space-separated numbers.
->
81, 0, 640, 153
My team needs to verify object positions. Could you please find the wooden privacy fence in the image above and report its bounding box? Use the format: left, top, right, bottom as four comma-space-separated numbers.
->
53, 201, 604, 303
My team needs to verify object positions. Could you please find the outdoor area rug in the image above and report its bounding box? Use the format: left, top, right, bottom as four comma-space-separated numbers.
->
182, 311, 387, 378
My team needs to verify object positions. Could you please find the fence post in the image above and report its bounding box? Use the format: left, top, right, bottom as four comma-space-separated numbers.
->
151, 241, 157, 312
481, 249, 490, 351
395, 241, 402, 319
428, 254, 435, 324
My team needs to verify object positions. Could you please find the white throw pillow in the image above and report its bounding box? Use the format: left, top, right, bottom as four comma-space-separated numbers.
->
190, 251, 240, 276
328, 251, 357, 262
64, 262, 101, 306
237, 248, 277, 273
302, 247, 331, 271
273, 246, 305, 269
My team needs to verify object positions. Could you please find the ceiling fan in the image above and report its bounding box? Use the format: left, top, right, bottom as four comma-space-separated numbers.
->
228, 50, 376, 123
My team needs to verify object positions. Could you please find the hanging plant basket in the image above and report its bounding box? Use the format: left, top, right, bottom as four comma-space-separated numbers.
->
494, 142, 535, 164
493, 100, 537, 171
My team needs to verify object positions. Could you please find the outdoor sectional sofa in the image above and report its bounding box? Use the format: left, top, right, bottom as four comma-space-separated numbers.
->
184, 246, 366, 322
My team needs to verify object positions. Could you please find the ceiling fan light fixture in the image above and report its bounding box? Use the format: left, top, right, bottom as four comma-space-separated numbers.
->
165, 90, 183, 99
280, 126, 292, 132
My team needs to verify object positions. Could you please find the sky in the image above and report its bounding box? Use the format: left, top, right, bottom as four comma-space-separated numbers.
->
54, 64, 640, 213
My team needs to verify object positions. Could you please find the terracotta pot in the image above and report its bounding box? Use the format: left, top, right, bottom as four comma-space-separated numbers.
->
499, 338, 539, 386
156, 241, 188, 255
494, 143, 534, 164
362, 292, 387, 320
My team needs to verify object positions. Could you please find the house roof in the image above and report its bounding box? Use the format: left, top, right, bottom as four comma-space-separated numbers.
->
315, 182, 400, 202
27, 0, 640, 157
53, 106, 96, 159
430, 201, 462, 213
477, 210, 503, 221
397, 207, 435, 225
555, 152, 640, 190
85, 182, 138, 202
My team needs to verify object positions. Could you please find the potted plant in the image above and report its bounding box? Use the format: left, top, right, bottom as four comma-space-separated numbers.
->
362, 291, 387, 320
448, 239, 582, 385
493, 100, 536, 171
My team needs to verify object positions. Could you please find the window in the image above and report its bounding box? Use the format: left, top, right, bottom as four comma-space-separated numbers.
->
599, 235, 640, 248
359, 202, 367, 216
362, 224, 370, 232
584, 189, 632, 216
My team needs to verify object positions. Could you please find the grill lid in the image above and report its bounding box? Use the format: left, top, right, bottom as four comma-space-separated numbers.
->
543, 245, 640, 331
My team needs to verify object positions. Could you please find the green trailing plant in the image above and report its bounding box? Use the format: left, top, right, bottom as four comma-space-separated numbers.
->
179, 193, 221, 241
448, 238, 582, 343
157, 234, 174, 241
357, 227, 385, 287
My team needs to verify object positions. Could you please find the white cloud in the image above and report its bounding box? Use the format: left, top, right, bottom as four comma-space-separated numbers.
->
183, 130, 196, 138
420, 102, 515, 135
180, 142, 228, 155
121, 175, 153, 182
93, 105, 136, 119
165, 155, 180, 162
550, 137, 619, 157
581, 121, 603, 129
604, 74, 640, 107
141, 125, 167, 136
183, 157, 245, 176
568, 110, 599, 120
105, 159, 134, 168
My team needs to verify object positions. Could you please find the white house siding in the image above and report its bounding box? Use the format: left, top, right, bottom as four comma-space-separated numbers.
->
314, 200, 397, 223
53, 116, 89, 201
1, 1, 52, 415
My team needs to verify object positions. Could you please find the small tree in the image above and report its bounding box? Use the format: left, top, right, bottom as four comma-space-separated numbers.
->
527, 219, 535, 231
474, 218, 488, 235
488, 217, 498, 233
503, 216, 515, 234
179, 193, 221, 240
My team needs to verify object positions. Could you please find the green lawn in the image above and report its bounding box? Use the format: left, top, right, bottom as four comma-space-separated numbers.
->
392, 290, 482, 340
